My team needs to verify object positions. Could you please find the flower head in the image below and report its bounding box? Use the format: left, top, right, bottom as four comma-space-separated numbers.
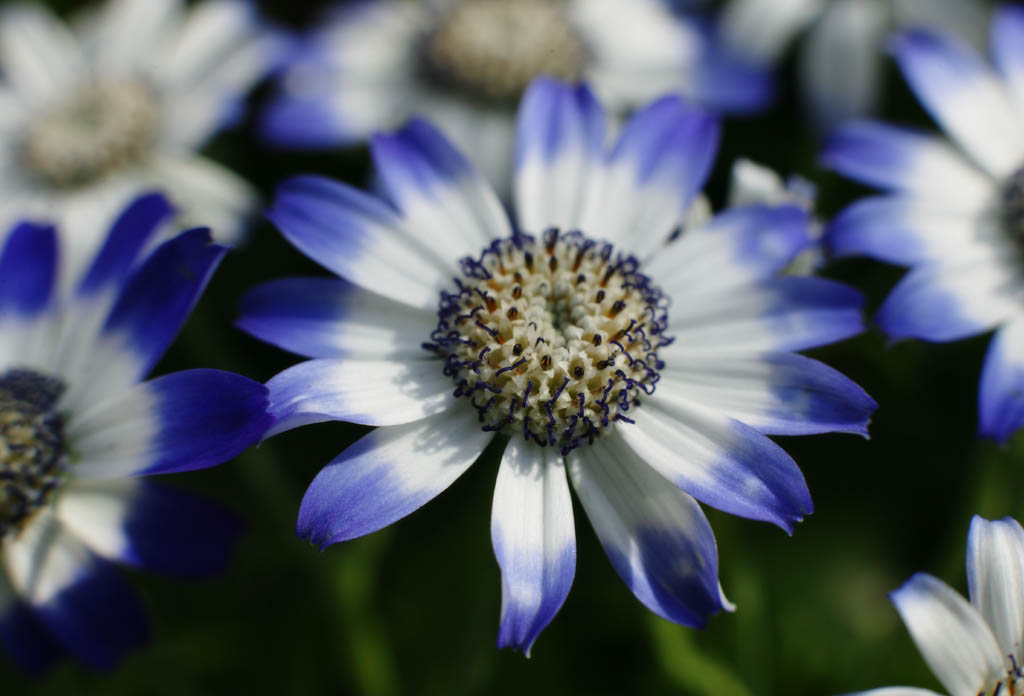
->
847, 515, 1024, 696
0, 0, 282, 283
823, 6, 1024, 443
261, 0, 769, 191
242, 77, 874, 654
0, 193, 271, 671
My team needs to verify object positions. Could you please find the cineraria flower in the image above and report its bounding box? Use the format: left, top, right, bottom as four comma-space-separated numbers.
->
0, 0, 281, 283
847, 516, 1024, 696
823, 5, 1024, 442
718, 0, 990, 129
261, 0, 769, 191
241, 77, 875, 654
0, 193, 271, 672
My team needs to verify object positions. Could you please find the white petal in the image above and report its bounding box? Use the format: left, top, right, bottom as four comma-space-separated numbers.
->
80, 0, 181, 77
966, 516, 1024, 665
718, 0, 824, 64
55, 480, 139, 562
0, 4, 86, 105
891, 573, 1004, 696
3, 511, 88, 605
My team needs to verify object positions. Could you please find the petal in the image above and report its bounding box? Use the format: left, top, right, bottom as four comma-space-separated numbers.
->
370, 118, 511, 260
827, 195, 1001, 266
296, 405, 491, 549
992, 5, 1024, 113
514, 78, 605, 234
717, 0, 822, 65
69, 368, 270, 480
0, 4, 86, 104
566, 429, 725, 627
966, 515, 1024, 665
0, 591, 63, 674
890, 29, 1024, 178
843, 689, 945, 696
0, 221, 56, 319
877, 259, 1021, 342
656, 350, 876, 436
578, 96, 720, 257
237, 276, 437, 359
265, 357, 454, 436
822, 121, 994, 209
97, 229, 227, 385
83, 0, 181, 76
267, 175, 452, 310
57, 479, 243, 578
980, 317, 1024, 443
619, 396, 812, 532
890, 573, 1004, 696
649, 205, 811, 296
668, 276, 866, 352
491, 438, 575, 656
3, 512, 148, 670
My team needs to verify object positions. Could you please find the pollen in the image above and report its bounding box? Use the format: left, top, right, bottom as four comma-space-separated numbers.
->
423, 0, 585, 102
0, 369, 68, 538
427, 229, 671, 454
21, 80, 159, 189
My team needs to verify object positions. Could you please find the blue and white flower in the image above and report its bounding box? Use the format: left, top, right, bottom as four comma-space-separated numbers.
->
823, 5, 1024, 443
0, 0, 281, 284
847, 515, 1024, 696
241, 77, 875, 654
0, 193, 271, 672
719, 0, 991, 129
261, 0, 769, 191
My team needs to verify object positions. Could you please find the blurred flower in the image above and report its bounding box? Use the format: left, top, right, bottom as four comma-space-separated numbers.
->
847, 515, 1024, 696
241, 77, 874, 654
261, 0, 769, 192
0, 0, 282, 284
719, 0, 992, 129
0, 193, 271, 672
823, 6, 1024, 443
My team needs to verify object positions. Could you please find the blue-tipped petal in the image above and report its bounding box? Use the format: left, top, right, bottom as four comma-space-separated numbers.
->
657, 351, 877, 437
370, 118, 509, 258
567, 432, 725, 627
76, 192, 175, 298
876, 261, 1019, 343
237, 276, 436, 359
101, 229, 226, 381
891, 28, 1024, 177
0, 599, 63, 674
57, 480, 243, 578
821, 120, 992, 206
0, 222, 57, 319
581, 96, 721, 256
992, 5, 1024, 105
515, 77, 605, 233
691, 44, 773, 114
260, 94, 353, 148
619, 396, 812, 533
70, 368, 271, 480
267, 175, 449, 310
265, 357, 454, 436
979, 319, 1024, 443
669, 276, 866, 353
491, 438, 575, 656
297, 406, 490, 549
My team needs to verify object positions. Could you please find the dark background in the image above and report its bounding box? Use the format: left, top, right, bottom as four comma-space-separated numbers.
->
6, 0, 1017, 694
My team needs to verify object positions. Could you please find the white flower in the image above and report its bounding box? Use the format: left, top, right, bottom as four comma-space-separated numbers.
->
0, 0, 281, 284
847, 516, 1024, 696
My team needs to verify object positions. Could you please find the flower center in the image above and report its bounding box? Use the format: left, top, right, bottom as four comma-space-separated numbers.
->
21, 80, 159, 189
1002, 166, 1024, 241
426, 230, 670, 454
0, 369, 68, 539
423, 0, 585, 102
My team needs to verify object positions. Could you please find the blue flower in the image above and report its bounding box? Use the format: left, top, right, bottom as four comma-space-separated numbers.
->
845, 516, 1024, 696
242, 77, 874, 655
0, 193, 271, 672
261, 0, 770, 193
823, 5, 1024, 443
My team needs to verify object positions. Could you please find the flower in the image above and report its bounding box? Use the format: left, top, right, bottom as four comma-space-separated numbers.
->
261, 0, 769, 192
241, 77, 875, 654
822, 5, 1024, 443
718, 0, 991, 129
0, 0, 282, 284
846, 515, 1024, 696
0, 192, 271, 672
